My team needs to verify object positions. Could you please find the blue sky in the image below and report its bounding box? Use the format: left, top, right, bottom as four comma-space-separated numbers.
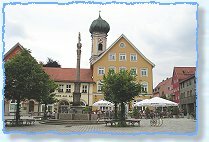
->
1, 0, 209, 142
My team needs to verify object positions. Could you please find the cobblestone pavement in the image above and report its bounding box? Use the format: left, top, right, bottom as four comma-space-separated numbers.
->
4, 118, 196, 134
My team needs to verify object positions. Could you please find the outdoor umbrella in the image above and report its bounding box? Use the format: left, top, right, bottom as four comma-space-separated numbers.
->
148, 97, 178, 107
92, 100, 114, 118
92, 100, 114, 107
134, 99, 151, 107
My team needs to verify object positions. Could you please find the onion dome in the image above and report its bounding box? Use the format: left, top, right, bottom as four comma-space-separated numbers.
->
89, 13, 110, 34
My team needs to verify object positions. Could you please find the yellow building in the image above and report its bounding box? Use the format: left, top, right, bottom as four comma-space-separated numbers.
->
89, 14, 155, 107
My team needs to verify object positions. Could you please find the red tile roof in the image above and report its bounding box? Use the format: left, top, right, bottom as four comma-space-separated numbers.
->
173, 67, 196, 81
155, 77, 172, 88
4, 42, 24, 61
43, 67, 94, 83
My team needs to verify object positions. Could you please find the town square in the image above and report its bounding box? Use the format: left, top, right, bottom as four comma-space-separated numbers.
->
2, 2, 197, 136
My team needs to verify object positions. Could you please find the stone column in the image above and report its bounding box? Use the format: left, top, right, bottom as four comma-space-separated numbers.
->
73, 32, 82, 106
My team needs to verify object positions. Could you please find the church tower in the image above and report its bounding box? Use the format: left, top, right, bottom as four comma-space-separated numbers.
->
89, 12, 110, 64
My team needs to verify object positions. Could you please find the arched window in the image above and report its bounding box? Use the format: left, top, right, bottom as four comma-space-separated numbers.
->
141, 82, 148, 94
98, 43, 103, 51
29, 100, 34, 112
9, 100, 22, 112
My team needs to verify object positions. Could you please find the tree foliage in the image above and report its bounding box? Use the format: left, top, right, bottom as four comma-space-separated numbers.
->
102, 70, 142, 126
4, 49, 57, 125
43, 57, 61, 68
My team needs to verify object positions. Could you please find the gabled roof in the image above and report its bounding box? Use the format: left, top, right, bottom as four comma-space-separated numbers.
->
43, 67, 94, 83
155, 77, 172, 89
153, 77, 173, 95
4, 42, 24, 60
91, 34, 155, 67
172, 67, 196, 83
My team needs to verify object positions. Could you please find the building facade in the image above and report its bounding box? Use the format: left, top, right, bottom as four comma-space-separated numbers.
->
43, 67, 95, 113
153, 77, 174, 101
89, 14, 155, 108
171, 67, 196, 103
179, 74, 196, 116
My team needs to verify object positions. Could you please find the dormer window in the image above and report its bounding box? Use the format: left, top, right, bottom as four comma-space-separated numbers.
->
98, 43, 103, 51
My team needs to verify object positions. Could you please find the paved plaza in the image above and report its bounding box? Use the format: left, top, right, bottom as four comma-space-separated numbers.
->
4, 118, 196, 134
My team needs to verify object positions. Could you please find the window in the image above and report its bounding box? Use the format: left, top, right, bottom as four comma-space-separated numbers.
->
180, 93, 184, 99
97, 81, 103, 93
66, 84, 71, 93
82, 85, 88, 93
141, 68, 148, 77
119, 66, 127, 72
190, 90, 192, 96
108, 66, 116, 73
187, 91, 189, 97
168, 86, 171, 90
119, 53, 126, 61
41, 104, 46, 112
119, 42, 126, 48
9, 100, 22, 112
141, 82, 148, 93
9, 100, 17, 112
58, 84, 64, 92
130, 54, 137, 61
130, 68, 137, 76
29, 100, 34, 112
47, 104, 53, 112
109, 53, 116, 61
41, 104, 53, 112
98, 43, 103, 51
98, 67, 105, 75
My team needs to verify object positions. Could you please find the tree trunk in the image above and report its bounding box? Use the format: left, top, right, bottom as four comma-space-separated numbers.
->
119, 102, 126, 126
15, 98, 21, 126
44, 103, 47, 119
120, 102, 125, 121
114, 102, 118, 119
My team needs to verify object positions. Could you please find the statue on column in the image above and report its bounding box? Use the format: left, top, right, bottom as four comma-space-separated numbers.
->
73, 32, 82, 106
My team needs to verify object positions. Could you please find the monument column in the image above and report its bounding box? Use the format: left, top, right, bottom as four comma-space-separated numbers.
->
73, 32, 82, 106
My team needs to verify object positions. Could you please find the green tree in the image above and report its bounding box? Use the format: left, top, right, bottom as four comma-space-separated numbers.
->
43, 57, 61, 68
102, 70, 119, 119
132, 107, 139, 119
36, 78, 58, 119
4, 49, 57, 125
102, 70, 142, 126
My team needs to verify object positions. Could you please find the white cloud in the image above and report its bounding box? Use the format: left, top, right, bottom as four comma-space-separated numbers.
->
4, 3, 197, 86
